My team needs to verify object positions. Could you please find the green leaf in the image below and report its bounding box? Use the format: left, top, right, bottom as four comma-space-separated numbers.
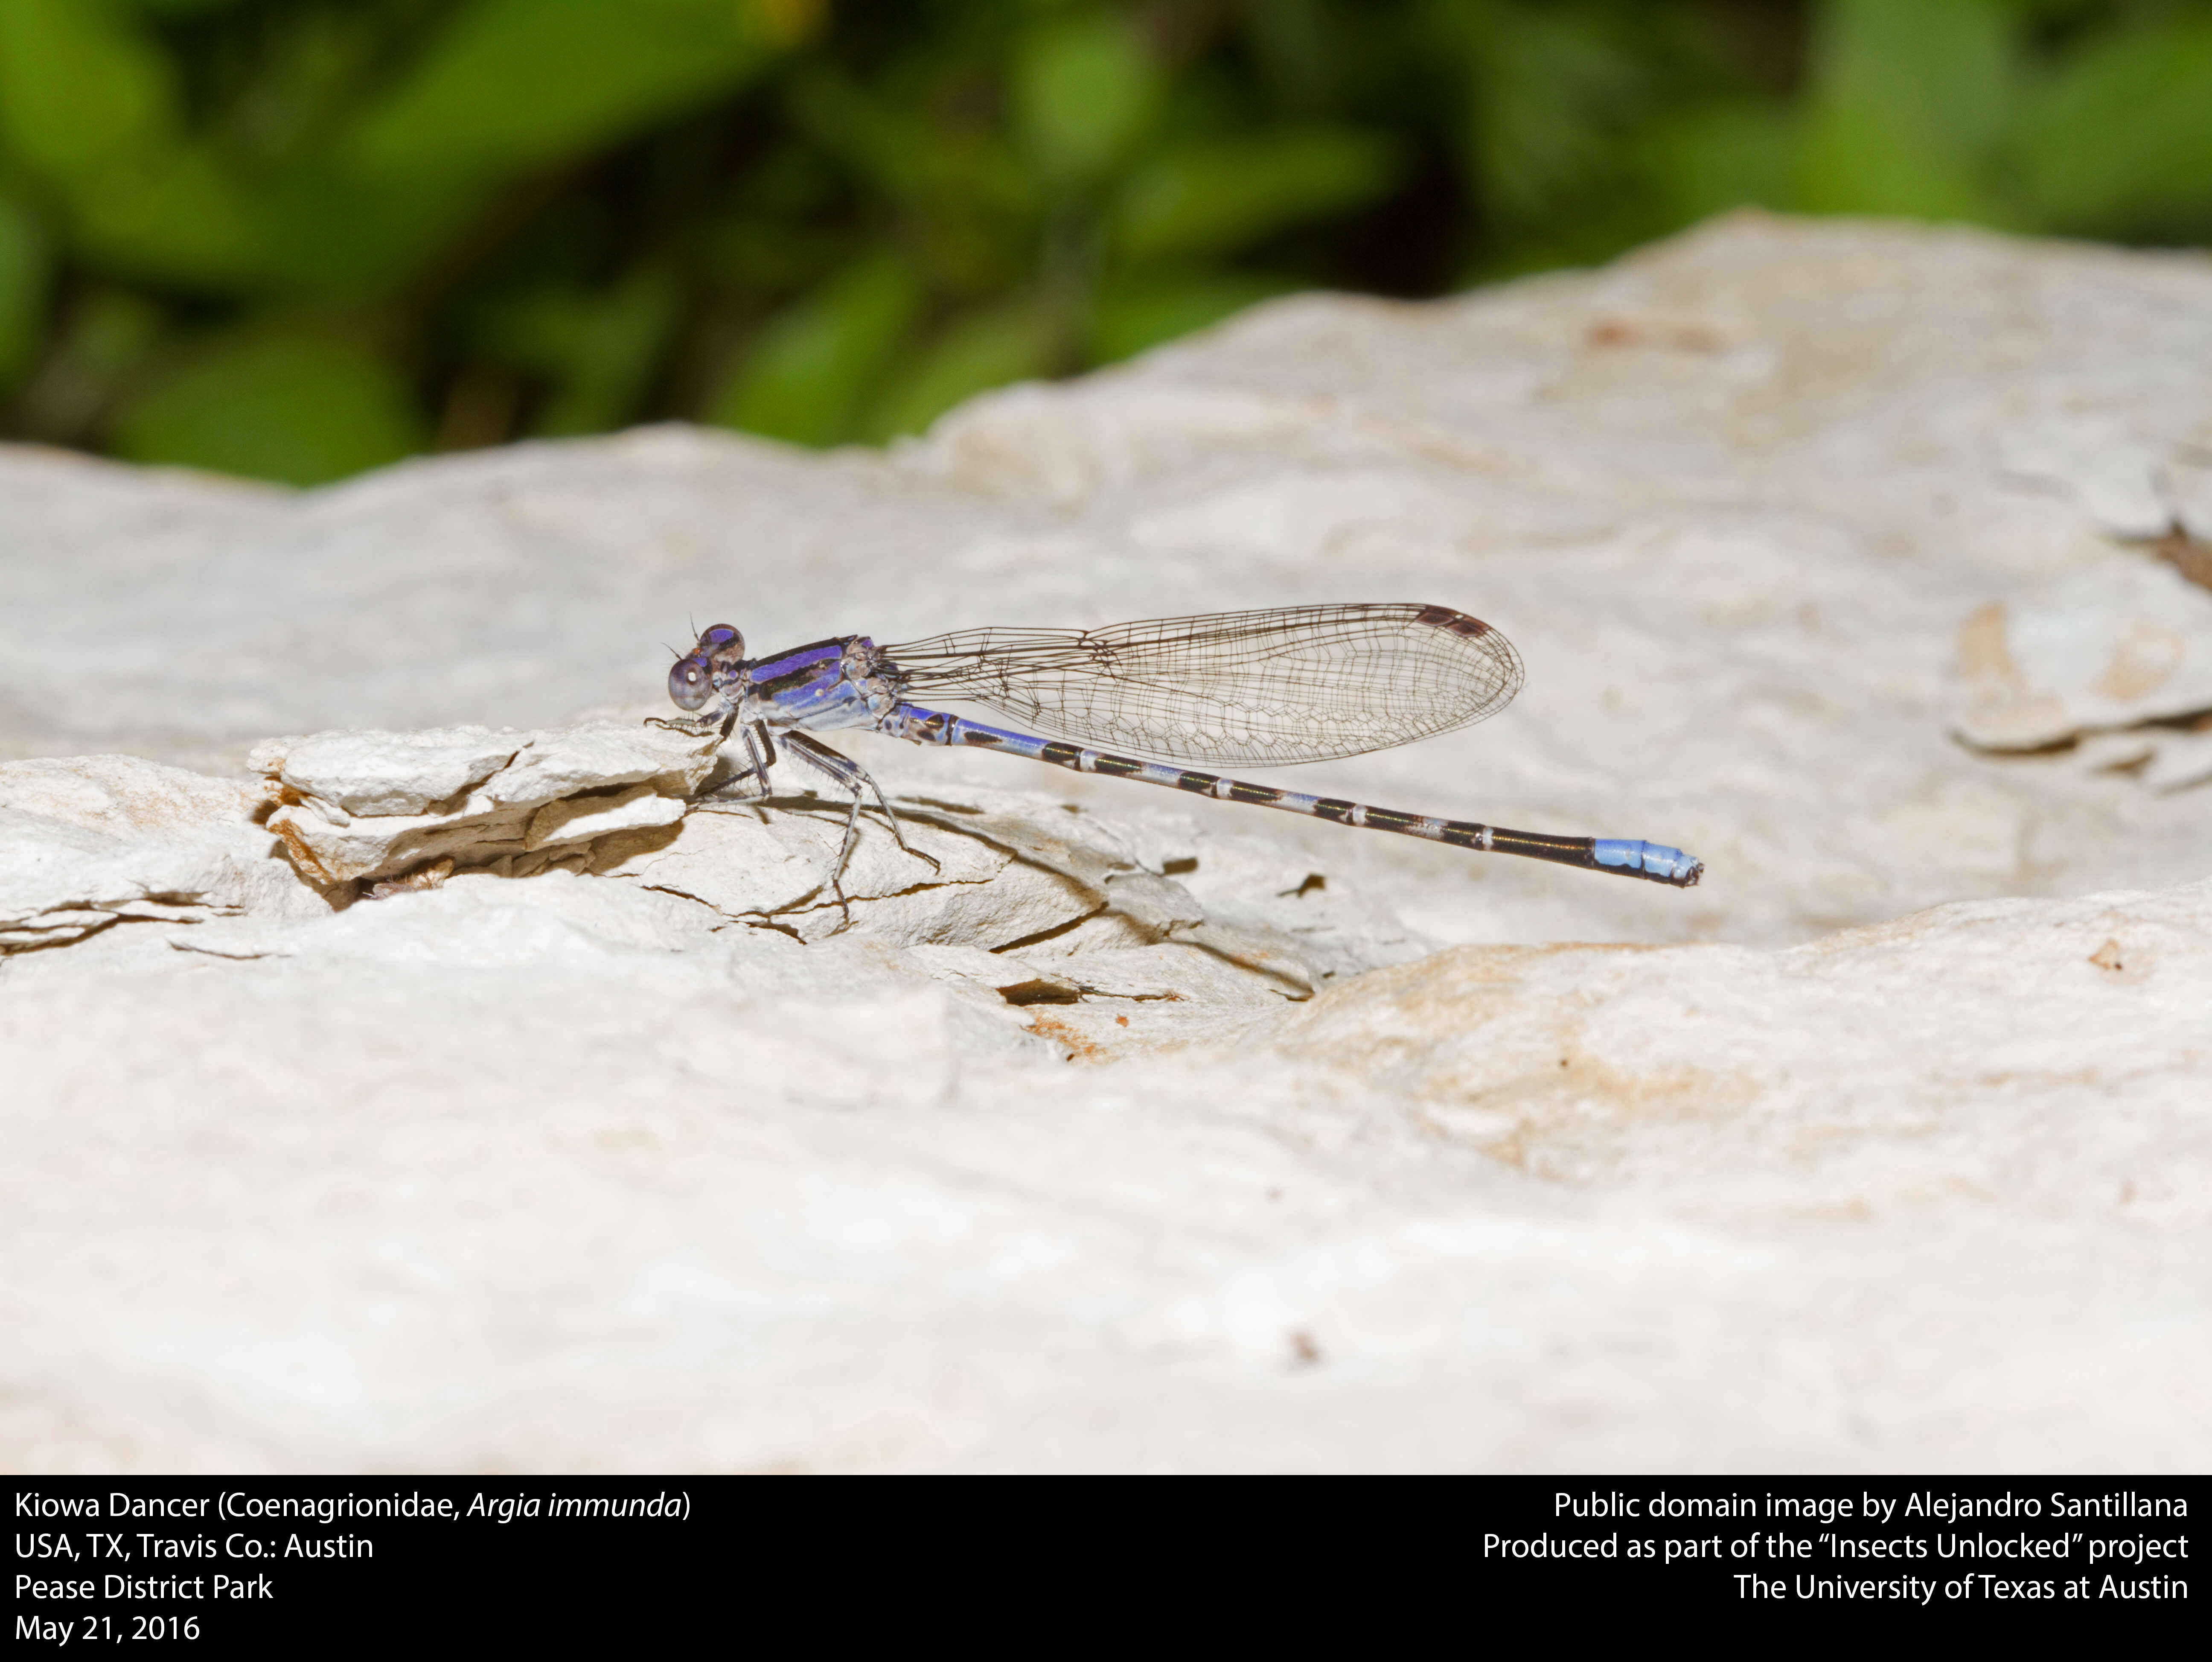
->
1114, 127, 1402, 262
64, 145, 265, 286
249, 166, 484, 298
0, 0, 264, 283
2017, 15, 2212, 236
1461, 1, 1648, 223
1641, 101, 1797, 228
54, 287, 165, 379
1090, 271, 1294, 364
473, 268, 682, 437
862, 297, 1057, 442
742, 0, 830, 51
710, 255, 921, 446
786, 68, 1035, 219
1793, 0, 2016, 222
0, 0, 175, 177
111, 334, 427, 485
346, 0, 777, 180
1011, 11, 1163, 185
0, 192, 50, 392
1246, 0, 1334, 117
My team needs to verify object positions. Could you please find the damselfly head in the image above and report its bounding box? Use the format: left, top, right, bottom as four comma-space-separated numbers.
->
668, 624, 745, 711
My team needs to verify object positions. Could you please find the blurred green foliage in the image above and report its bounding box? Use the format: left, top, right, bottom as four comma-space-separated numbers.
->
0, 0, 2206, 485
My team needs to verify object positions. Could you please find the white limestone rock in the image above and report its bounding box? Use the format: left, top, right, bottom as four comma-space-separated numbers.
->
1949, 556, 2212, 752
3, 872, 2204, 1472
0, 755, 308, 950
2170, 451, 2212, 545
252, 725, 527, 816
1254, 879, 2212, 1204
2142, 728, 2212, 794
257, 718, 722, 886
587, 776, 1334, 1009
223, 701, 1349, 1003
590, 796, 1090, 947
2, 215, 2209, 1473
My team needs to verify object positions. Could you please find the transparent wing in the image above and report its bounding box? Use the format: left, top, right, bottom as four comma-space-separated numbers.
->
883, 603, 1524, 767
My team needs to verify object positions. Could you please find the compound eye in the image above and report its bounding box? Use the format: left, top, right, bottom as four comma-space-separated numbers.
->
701, 624, 742, 650
668, 655, 712, 711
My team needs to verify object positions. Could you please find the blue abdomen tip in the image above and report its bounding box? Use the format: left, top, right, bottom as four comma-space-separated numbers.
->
1595, 839, 1703, 886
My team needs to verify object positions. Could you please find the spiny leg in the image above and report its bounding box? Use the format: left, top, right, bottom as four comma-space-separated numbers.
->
782, 732, 941, 927
783, 738, 865, 927
784, 733, 940, 875
644, 710, 783, 808
644, 706, 737, 741
694, 720, 780, 805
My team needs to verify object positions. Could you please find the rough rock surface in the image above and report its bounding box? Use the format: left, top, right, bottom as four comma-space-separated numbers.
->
253, 720, 721, 886
2, 213, 2208, 1471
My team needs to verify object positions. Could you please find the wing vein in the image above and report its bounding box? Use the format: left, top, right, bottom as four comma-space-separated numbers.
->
883, 603, 1523, 767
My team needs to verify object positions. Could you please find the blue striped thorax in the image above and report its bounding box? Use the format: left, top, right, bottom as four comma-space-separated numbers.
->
668, 627, 899, 730
741, 636, 897, 732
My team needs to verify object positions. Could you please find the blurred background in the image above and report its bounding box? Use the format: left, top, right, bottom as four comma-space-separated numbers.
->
0, 0, 2207, 487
